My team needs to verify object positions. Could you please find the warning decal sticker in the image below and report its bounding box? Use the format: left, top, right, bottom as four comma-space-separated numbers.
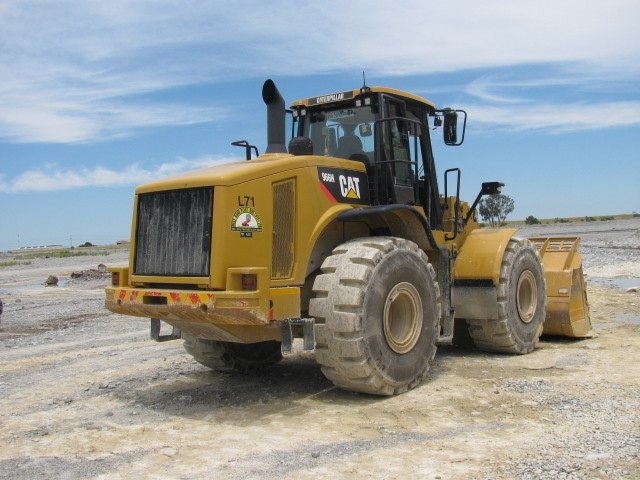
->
231, 207, 263, 232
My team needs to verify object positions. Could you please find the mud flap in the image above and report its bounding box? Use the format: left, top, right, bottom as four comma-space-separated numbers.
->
529, 237, 593, 337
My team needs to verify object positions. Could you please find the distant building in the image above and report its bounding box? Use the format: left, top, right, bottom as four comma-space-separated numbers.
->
10, 245, 65, 253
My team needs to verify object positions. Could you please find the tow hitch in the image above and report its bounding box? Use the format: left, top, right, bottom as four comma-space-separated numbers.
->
150, 318, 182, 342
281, 318, 315, 353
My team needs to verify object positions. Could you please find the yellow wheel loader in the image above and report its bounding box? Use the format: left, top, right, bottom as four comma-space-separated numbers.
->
106, 79, 591, 395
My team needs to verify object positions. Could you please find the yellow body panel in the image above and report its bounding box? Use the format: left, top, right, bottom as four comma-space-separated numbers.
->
130, 154, 366, 290
109, 154, 368, 342
452, 228, 517, 285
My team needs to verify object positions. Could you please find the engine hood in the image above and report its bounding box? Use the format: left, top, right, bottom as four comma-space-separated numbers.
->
134, 153, 366, 194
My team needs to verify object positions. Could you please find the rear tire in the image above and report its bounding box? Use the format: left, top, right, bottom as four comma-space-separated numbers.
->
466, 237, 546, 354
183, 334, 282, 372
310, 237, 440, 395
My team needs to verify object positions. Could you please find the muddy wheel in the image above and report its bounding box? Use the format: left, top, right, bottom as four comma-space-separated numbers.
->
183, 334, 282, 372
467, 237, 546, 354
310, 237, 440, 395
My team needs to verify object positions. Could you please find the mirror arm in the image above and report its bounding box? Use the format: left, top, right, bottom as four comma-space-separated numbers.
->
464, 182, 504, 224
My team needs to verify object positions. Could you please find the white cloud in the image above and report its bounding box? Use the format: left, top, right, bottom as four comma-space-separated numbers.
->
0, 0, 638, 143
468, 101, 640, 133
0, 156, 237, 193
459, 71, 640, 132
308, 1, 640, 75
0, 67, 227, 143
465, 76, 529, 104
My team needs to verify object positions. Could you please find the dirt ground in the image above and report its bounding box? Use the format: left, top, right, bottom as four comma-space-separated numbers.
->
1, 219, 638, 479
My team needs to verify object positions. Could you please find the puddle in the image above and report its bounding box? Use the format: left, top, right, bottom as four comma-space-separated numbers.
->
616, 314, 640, 325
0, 279, 69, 295
588, 277, 640, 291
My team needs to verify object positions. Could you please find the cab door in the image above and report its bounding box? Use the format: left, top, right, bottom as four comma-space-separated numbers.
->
373, 96, 419, 205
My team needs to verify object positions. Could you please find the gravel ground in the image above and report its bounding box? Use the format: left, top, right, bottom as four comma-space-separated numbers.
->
517, 218, 640, 281
0, 220, 638, 479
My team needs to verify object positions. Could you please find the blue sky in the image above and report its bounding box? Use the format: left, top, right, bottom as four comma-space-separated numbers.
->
1, 0, 639, 251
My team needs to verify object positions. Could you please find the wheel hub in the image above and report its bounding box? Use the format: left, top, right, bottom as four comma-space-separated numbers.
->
516, 270, 537, 324
383, 282, 423, 354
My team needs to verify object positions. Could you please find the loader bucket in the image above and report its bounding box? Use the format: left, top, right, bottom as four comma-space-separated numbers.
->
529, 237, 593, 337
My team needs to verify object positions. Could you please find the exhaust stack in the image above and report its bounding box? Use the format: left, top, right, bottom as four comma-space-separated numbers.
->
262, 79, 287, 154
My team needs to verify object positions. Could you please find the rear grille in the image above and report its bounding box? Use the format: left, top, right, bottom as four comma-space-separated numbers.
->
272, 179, 295, 279
134, 187, 213, 276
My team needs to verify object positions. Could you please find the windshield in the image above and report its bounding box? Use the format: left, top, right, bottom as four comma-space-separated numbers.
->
301, 105, 375, 160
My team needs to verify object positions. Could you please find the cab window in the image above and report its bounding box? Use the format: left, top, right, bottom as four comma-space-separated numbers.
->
302, 105, 375, 160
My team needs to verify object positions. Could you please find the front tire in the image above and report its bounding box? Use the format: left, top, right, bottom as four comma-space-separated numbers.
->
466, 237, 546, 354
310, 237, 440, 395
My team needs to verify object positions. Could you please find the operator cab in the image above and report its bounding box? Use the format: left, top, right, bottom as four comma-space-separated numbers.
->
291, 86, 463, 230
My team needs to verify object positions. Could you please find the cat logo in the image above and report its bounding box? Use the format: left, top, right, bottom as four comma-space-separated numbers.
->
317, 167, 369, 205
339, 175, 361, 199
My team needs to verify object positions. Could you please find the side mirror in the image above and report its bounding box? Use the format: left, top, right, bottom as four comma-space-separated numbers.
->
435, 108, 467, 146
443, 110, 458, 145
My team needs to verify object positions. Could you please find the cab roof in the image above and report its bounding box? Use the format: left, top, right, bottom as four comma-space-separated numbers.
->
291, 86, 436, 111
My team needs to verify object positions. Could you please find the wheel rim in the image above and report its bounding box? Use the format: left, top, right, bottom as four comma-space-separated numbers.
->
516, 270, 537, 324
383, 282, 423, 354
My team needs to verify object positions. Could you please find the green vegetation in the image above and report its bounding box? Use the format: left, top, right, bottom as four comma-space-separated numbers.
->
549, 215, 616, 223
504, 212, 640, 228
1, 243, 125, 265
15, 249, 109, 260
506, 213, 636, 227
0, 260, 32, 268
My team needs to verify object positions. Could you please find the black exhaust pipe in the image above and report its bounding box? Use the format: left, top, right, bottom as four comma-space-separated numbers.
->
262, 79, 287, 154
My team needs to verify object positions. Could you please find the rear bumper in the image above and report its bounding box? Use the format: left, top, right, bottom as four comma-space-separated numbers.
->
106, 286, 269, 324
105, 285, 300, 342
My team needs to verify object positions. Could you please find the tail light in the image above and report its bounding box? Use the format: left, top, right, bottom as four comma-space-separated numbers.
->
241, 274, 257, 291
